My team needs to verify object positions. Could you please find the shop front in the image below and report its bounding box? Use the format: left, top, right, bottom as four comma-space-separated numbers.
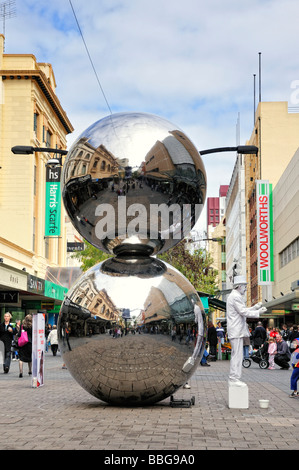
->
0, 264, 68, 325
259, 285, 299, 328
0, 263, 28, 323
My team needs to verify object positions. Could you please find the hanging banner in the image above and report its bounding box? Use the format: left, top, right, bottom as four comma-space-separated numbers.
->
32, 313, 45, 388
45, 167, 61, 236
256, 180, 274, 285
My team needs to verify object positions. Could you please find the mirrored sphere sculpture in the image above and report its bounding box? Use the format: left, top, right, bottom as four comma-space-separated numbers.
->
59, 112, 208, 406
61, 112, 207, 256
58, 257, 206, 406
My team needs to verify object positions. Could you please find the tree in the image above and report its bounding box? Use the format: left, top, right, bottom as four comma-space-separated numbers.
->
158, 239, 218, 295
72, 242, 111, 272
72, 240, 218, 297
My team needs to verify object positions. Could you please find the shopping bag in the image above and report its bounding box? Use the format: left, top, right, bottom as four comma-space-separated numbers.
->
18, 329, 28, 347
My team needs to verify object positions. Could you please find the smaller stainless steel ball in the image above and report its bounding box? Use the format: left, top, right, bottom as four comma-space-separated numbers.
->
58, 256, 207, 406
62, 112, 206, 256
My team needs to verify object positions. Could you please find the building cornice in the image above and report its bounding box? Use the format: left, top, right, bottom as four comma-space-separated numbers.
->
1, 69, 74, 135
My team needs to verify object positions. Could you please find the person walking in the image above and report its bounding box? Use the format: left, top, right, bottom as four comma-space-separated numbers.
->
216, 321, 225, 359
47, 324, 59, 356
11, 319, 21, 361
216, 321, 225, 344
289, 337, 299, 398
243, 336, 251, 360
45, 324, 52, 352
289, 325, 299, 353
252, 321, 267, 349
0, 312, 14, 373
17, 314, 32, 378
207, 322, 218, 361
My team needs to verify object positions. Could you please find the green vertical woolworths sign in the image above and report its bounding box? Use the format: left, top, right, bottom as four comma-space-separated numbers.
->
256, 180, 274, 285
45, 167, 61, 237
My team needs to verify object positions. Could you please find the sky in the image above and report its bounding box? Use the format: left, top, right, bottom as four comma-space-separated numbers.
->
2, 0, 299, 233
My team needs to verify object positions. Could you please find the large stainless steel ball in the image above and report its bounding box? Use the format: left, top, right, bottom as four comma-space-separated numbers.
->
58, 256, 207, 406
62, 112, 206, 256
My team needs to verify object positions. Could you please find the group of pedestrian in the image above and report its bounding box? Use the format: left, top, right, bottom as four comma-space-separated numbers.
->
250, 321, 298, 369
206, 321, 227, 362
0, 312, 32, 377
0, 312, 59, 377
250, 321, 299, 397
251, 323, 298, 350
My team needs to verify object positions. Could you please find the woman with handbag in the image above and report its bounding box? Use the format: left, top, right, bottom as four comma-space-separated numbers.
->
0, 312, 15, 373
17, 314, 32, 378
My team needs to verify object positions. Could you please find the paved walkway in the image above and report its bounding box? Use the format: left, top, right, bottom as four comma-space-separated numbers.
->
0, 351, 298, 451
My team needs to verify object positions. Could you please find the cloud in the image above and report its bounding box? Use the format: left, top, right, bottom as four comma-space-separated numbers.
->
4, 0, 299, 230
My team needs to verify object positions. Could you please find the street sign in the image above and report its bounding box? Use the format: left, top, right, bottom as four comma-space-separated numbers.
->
45, 166, 61, 236
256, 180, 274, 285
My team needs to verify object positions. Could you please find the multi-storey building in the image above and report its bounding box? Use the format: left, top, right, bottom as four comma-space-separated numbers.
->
0, 35, 74, 323
260, 148, 299, 327
226, 154, 246, 287
245, 102, 299, 307
207, 185, 228, 230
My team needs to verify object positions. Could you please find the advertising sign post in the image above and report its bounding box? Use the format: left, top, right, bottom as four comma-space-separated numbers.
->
256, 180, 274, 285
32, 313, 45, 388
45, 166, 61, 237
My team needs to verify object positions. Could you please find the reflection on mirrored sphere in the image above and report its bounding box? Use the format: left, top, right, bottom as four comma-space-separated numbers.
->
58, 257, 207, 406
62, 112, 206, 255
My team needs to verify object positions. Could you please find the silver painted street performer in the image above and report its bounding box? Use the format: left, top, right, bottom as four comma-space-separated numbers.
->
227, 275, 267, 386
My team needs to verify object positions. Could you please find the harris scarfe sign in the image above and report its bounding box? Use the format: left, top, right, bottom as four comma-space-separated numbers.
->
256, 180, 274, 285
45, 167, 61, 236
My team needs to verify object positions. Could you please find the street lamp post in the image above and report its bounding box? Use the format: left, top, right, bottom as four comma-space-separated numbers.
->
11, 145, 66, 238
11, 145, 67, 167
199, 145, 258, 155
11, 145, 67, 155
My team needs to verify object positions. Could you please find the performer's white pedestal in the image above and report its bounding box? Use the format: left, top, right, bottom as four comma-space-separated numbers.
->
228, 383, 249, 409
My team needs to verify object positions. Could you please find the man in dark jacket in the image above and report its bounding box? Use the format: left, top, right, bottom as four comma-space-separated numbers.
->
207, 322, 218, 361
274, 333, 291, 369
0, 312, 15, 373
252, 321, 267, 348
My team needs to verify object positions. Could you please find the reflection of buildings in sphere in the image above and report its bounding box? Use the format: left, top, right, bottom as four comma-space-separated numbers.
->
59, 112, 207, 406
71, 273, 120, 324
63, 137, 119, 182
61, 112, 206, 255
58, 257, 207, 405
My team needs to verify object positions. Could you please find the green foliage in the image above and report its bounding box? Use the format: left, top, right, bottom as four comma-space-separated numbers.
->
71, 242, 111, 271
72, 240, 218, 297
158, 240, 218, 295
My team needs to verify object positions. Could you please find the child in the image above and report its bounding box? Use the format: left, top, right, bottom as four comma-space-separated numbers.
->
268, 337, 277, 369
289, 338, 299, 398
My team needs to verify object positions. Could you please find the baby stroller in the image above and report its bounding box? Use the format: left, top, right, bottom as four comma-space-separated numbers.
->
242, 342, 269, 369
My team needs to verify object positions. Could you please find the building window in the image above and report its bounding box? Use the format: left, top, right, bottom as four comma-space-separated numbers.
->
34, 165, 37, 196
46, 130, 52, 147
33, 217, 36, 252
280, 237, 299, 267
34, 113, 38, 132
45, 238, 49, 259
